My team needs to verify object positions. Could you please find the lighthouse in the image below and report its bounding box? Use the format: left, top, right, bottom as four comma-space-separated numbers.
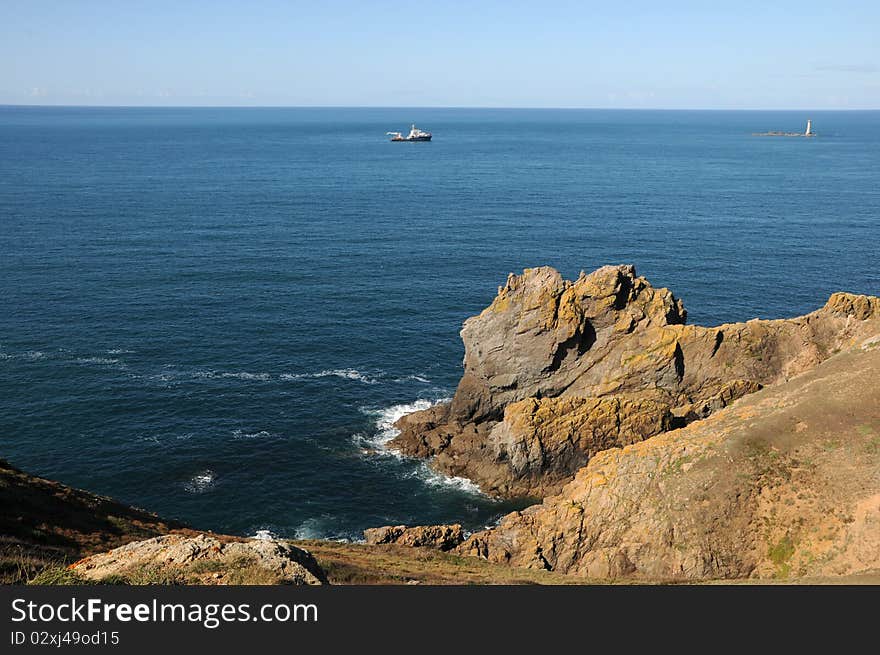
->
805, 119, 813, 136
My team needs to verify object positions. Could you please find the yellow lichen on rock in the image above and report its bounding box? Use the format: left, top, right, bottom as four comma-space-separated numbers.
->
393, 265, 880, 503
458, 344, 880, 581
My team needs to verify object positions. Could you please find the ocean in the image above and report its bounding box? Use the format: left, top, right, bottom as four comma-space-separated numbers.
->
1, 106, 878, 540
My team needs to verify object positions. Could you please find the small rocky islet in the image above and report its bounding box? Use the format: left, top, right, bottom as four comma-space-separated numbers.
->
4, 265, 880, 583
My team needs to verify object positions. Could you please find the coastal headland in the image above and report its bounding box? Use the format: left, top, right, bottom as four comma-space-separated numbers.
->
3, 265, 879, 584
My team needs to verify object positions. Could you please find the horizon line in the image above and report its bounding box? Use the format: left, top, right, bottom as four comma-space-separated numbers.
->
1, 103, 878, 112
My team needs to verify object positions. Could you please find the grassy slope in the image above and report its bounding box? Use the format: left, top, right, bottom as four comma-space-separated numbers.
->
0, 459, 186, 583
294, 540, 582, 585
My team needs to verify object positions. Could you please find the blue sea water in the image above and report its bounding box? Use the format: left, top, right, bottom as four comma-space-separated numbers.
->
1, 106, 878, 540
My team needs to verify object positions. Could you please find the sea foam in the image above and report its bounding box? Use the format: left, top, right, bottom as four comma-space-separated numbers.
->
280, 368, 379, 384
232, 429, 276, 440
408, 462, 484, 494
393, 374, 431, 383
355, 397, 485, 496
75, 357, 122, 366
184, 470, 216, 494
292, 517, 353, 541
360, 398, 441, 449
191, 370, 270, 381
0, 350, 48, 361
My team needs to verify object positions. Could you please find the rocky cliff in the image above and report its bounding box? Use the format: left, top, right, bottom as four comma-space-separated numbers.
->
391, 265, 880, 497
458, 336, 880, 580
6, 265, 879, 585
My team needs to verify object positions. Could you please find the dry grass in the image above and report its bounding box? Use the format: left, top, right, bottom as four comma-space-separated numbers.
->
294, 540, 589, 585
0, 458, 186, 584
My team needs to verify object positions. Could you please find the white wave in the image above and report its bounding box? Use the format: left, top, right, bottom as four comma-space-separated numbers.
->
293, 517, 332, 540
184, 470, 216, 494
221, 371, 270, 381
356, 397, 487, 496
360, 398, 442, 449
137, 432, 196, 444
251, 529, 278, 540
106, 348, 134, 355
0, 350, 48, 361
394, 374, 431, 383
75, 357, 121, 365
188, 369, 271, 381
138, 367, 274, 386
147, 372, 178, 384
280, 368, 379, 384
132, 371, 185, 388
232, 429, 275, 440
350, 432, 374, 451
409, 462, 484, 495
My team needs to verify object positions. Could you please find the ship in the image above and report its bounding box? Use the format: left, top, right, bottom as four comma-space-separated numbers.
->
387, 124, 432, 142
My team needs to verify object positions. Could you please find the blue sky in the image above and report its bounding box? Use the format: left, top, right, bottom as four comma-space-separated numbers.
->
1, 0, 878, 108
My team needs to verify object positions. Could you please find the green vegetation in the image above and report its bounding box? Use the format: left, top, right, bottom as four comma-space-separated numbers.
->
0, 554, 37, 585
224, 566, 284, 585
768, 535, 796, 579
189, 558, 225, 574
663, 453, 696, 477
102, 565, 183, 585
822, 438, 842, 451
295, 540, 585, 585
28, 566, 85, 585
743, 438, 771, 458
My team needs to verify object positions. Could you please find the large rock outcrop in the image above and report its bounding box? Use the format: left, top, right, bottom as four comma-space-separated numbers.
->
71, 534, 328, 585
363, 524, 465, 551
391, 265, 880, 497
458, 337, 880, 580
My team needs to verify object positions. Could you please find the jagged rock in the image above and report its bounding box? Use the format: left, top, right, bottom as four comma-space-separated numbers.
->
363, 524, 464, 551
391, 265, 880, 497
824, 292, 880, 320
449, 265, 687, 423
71, 534, 328, 585
486, 395, 674, 496
395, 396, 673, 498
458, 342, 880, 580
675, 379, 763, 422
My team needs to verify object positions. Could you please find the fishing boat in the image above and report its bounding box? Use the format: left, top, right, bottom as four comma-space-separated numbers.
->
386, 124, 432, 142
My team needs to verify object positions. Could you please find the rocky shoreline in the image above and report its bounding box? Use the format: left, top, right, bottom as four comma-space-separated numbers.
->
4, 264, 879, 584
377, 265, 880, 580
391, 265, 879, 498
455, 341, 880, 579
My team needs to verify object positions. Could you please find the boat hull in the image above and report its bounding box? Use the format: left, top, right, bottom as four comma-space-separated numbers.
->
390, 136, 432, 142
